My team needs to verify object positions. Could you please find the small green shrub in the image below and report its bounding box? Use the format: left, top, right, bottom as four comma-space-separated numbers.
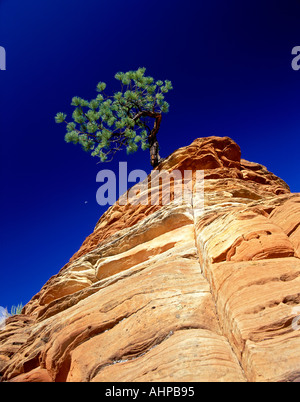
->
10, 303, 23, 315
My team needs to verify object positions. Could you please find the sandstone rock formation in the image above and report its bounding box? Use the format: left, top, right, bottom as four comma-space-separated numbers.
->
1, 136, 300, 382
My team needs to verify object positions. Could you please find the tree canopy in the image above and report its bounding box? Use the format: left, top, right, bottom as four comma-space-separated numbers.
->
55, 67, 173, 167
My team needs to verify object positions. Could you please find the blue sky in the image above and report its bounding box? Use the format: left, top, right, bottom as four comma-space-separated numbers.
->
0, 0, 300, 309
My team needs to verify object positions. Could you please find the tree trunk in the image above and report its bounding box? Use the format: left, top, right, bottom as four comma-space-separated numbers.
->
149, 138, 160, 168
132, 110, 162, 168
148, 113, 162, 168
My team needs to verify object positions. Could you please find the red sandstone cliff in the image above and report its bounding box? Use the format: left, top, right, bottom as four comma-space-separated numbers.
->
1, 136, 300, 382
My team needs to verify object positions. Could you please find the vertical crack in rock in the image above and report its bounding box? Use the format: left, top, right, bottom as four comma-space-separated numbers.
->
190, 193, 248, 381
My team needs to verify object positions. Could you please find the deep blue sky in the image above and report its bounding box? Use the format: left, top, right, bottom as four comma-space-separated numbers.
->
1, 0, 300, 309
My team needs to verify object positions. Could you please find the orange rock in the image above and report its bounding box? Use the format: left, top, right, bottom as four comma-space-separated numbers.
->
0, 136, 299, 382
269, 195, 300, 257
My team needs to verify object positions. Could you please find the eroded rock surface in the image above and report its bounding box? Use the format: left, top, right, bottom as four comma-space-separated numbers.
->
1, 136, 299, 382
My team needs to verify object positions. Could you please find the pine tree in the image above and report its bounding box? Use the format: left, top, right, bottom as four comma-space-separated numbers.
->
55, 68, 173, 168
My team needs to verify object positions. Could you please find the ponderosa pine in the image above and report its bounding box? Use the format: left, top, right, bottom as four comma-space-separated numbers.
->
55, 67, 173, 168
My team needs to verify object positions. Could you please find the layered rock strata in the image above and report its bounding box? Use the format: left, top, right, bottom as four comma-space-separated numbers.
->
1, 136, 300, 382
